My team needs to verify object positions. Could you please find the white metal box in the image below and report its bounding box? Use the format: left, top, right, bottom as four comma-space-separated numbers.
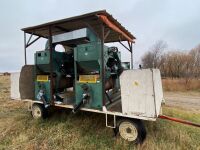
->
120, 69, 163, 118
10, 72, 20, 100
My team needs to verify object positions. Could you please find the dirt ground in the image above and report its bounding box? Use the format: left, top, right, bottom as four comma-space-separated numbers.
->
164, 91, 200, 112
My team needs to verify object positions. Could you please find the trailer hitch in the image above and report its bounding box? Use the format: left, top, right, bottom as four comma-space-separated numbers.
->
159, 115, 200, 128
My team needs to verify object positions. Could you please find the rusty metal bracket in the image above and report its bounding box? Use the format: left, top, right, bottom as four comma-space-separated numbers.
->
119, 40, 131, 52
26, 36, 41, 48
104, 30, 110, 41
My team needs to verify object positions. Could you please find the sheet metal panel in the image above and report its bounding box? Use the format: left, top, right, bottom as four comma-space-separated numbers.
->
10, 72, 21, 100
152, 69, 163, 116
52, 28, 87, 43
120, 69, 163, 118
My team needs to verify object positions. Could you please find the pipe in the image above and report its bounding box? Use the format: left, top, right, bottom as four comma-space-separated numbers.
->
159, 115, 200, 128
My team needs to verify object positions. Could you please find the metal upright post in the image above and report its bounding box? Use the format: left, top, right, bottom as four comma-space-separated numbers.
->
101, 24, 105, 106
130, 42, 133, 69
48, 26, 54, 104
24, 32, 27, 65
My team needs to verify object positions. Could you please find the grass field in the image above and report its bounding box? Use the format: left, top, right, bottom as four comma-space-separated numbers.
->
0, 76, 200, 150
162, 78, 200, 92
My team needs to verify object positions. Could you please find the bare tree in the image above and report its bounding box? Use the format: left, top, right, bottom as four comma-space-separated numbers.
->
141, 51, 154, 68
190, 45, 200, 78
142, 40, 167, 69
141, 41, 200, 81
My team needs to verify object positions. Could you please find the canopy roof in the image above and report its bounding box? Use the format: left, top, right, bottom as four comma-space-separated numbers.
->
22, 10, 135, 43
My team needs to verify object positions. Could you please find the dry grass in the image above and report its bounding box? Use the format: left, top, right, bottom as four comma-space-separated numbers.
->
0, 76, 200, 149
162, 78, 200, 91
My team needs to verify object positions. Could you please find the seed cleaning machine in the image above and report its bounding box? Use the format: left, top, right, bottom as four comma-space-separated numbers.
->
11, 10, 199, 143
21, 28, 123, 111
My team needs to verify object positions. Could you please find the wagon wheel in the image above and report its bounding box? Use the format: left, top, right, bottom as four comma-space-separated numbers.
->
116, 119, 146, 144
31, 103, 47, 119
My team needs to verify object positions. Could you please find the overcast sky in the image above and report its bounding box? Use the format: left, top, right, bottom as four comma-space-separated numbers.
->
0, 0, 200, 72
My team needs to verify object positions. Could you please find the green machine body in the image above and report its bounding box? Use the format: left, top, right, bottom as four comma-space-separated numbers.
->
74, 29, 122, 110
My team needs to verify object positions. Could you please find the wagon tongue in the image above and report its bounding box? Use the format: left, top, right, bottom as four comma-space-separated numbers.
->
159, 115, 200, 128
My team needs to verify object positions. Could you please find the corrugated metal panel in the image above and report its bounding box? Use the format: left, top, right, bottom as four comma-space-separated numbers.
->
120, 69, 163, 118
10, 72, 21, 100
21, 10, 135, 43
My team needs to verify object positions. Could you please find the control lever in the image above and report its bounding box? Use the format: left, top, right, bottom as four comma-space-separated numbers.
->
72, 93, 89, 113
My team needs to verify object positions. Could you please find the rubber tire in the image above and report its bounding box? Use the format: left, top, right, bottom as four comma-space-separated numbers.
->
31, 103, 47, 119
116, 119, 146, 144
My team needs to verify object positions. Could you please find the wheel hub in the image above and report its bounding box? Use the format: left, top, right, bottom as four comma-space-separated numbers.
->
32, 106, 42, 119
119, 121, 138, 142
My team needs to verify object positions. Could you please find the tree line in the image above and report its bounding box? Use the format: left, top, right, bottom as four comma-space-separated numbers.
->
141, 40, 200, 79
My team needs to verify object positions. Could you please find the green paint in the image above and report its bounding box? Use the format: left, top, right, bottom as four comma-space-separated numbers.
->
33, 28, 122, 110
35, 81, 51, 102
75, 82, 103, 109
